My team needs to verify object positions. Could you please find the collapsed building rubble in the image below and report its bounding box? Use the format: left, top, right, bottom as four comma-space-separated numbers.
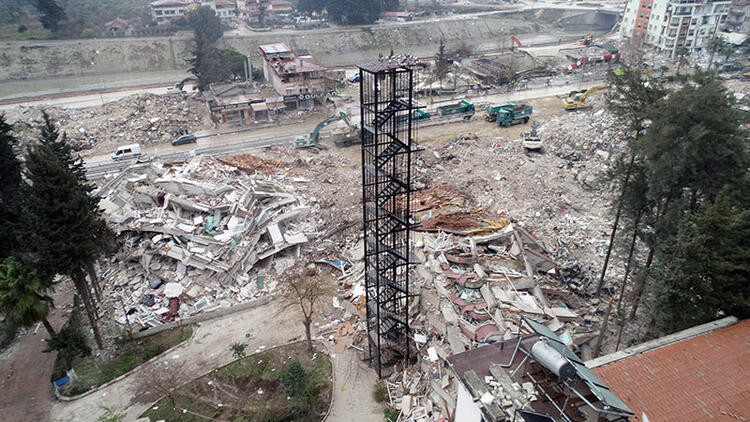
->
323, 180, 618, 421
95, 156, 314, 328
4, 93, 210, 154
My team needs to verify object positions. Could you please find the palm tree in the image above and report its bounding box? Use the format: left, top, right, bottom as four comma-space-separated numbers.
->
0, 257, 56, 338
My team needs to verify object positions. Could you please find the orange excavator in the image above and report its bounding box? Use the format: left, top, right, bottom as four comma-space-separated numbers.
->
510, 35, 522, 50
578, 33, 593, 46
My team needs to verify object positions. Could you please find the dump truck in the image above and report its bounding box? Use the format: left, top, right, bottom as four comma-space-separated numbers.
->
437, 99, 475, 117
496, 104, 533, 127
562, 85, 608, 111
295, 112, 355, 148
485, 103, 518, 122
522, 121, 543, 152
397, 108, 431, 124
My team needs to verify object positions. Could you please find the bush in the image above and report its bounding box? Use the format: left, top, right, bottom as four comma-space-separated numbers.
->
373, 380, 388, 403
384, 407, 399, 422
281, 360, 309, 397
17, 24, 26, 33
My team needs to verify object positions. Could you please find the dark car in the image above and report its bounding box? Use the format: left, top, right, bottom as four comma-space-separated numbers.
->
172, 134, 196, 146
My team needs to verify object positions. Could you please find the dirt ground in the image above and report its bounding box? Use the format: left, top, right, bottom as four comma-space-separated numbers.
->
0, 283, 74, 421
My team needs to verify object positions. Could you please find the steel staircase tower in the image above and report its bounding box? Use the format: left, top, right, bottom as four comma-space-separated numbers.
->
359, 57, 420, 378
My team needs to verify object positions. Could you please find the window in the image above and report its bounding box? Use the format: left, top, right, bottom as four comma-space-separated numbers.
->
688, 29, 694, 35
691, 19, 697, 25
155, 10, 163, 15
638, 22, 642, 27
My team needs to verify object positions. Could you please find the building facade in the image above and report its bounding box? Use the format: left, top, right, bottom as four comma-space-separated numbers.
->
258, 43, 332, 110
725, 0, 750, 32
620, 0, 731, 57
151, 0, 237, 24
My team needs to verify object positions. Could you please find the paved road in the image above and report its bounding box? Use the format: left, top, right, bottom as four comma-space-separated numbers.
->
83, 79, 606, 179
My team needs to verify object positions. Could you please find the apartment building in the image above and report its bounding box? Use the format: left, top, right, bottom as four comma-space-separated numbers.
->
725, 0, 750, 33
258, 43, 332, 110
620, 0, 731, 57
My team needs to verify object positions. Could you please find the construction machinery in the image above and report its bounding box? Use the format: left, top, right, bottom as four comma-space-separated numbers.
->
510, 34, 522, 49
578, 33, 593, 46
522, 121, 543, 152
496, 104, 533, 127
562, 85, 608, 111
295, 112, 356, 148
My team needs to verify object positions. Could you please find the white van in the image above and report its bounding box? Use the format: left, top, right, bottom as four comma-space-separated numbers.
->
111, 144, 141, 161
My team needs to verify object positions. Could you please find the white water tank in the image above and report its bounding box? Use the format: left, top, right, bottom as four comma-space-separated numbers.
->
530, 341, 576, 380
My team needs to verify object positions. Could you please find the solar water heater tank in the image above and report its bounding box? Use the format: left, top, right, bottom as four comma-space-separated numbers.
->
530, 341, 576, 380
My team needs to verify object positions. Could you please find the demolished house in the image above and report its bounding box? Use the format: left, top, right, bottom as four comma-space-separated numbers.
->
95, 155, 312, 327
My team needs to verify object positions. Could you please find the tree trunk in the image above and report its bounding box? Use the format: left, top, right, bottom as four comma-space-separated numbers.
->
84, 259, 102, 302
42, 318, 56, 338
617, 212, 641, 312
628, 246, 655, 320
597, 154, 636, 295
73, 271, 104, 349
304, 318, 313, 353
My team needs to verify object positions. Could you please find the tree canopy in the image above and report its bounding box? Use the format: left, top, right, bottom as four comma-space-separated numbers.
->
34, 0, 66, 32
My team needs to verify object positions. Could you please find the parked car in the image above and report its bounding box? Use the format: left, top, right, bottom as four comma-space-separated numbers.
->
347, 73, 361, 83
172, 134, 196, 146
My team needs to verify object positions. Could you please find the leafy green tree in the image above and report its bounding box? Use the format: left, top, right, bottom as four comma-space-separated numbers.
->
0, 115, 22, 259
258, 5, 267, 26
707, 35, 727, 70
675, 47, 689, 75
187, 7, 227, 90
651, 195, 750, 332
220, 49, 248, 78
0, 257, 56, 338
327, 0, 382, 24
44, 295, 91, 371
298, 0, 327, 13
34, 0, 66, 33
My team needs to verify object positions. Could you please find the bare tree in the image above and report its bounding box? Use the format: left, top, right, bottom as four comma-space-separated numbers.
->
277, 264, 334, 353
133, 360, 189, 416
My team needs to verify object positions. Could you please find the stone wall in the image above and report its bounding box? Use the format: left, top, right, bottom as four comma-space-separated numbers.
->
0, 9, 617, 82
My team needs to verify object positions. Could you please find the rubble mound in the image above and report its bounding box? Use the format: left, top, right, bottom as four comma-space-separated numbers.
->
5, 93, 210, 153
96, 156, 313, 328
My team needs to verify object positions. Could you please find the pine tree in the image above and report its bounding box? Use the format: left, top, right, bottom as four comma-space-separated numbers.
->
652, 195, 750, 332
21, 116, 115, 349
435, 37, 450, 85
0, 115, 22, 259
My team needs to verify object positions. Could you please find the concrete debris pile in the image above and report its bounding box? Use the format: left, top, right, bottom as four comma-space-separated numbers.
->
94, 156, 313, 328
325, 188, 608, 421
538, 104, 626, 165
5, 93, 209, 153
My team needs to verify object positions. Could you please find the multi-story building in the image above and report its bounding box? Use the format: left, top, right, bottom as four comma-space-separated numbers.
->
151, 0, 237, 24
725, 0, 750, 32
620, 0, 731, 57
151, 0, 190, 24
258, 43, 332, 110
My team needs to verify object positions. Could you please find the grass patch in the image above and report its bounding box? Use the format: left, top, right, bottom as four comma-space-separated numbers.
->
140, 341, 332, 422
57, 326, 193, 396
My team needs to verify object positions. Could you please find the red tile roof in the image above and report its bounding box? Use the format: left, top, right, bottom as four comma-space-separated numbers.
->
593, 319, 750, 422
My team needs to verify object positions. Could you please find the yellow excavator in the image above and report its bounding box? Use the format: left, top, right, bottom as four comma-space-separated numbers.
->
562, 85, 608, 111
